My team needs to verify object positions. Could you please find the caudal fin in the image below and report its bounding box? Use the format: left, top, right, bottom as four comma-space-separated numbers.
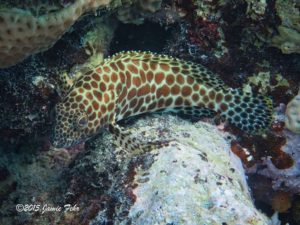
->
221, 89, 273, 134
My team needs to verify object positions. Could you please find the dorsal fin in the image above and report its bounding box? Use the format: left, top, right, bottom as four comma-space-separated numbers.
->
107, 51, 228, 91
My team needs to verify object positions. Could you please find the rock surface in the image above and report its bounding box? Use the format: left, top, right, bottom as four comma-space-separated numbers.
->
89, 114, 271, 225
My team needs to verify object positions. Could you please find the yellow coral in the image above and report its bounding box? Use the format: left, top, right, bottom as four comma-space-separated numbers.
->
0, 0, 116, 68
285, 89, 300, 133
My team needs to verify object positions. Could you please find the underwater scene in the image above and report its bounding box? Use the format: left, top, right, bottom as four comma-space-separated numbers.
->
0, 0, 300, 224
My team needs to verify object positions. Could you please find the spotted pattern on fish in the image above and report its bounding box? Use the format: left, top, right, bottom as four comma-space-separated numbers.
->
51, 51, 273, 148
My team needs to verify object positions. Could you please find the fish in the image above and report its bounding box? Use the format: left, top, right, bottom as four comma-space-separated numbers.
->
51, 51, 273, 148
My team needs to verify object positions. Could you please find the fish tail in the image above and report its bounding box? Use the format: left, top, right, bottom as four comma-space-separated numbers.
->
219, 89, 273, 134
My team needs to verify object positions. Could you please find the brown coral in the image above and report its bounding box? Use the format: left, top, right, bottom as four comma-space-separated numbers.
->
0, 0, 113, 68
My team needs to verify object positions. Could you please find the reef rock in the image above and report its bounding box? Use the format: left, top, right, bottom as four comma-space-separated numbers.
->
91, 114, 271, 224
285, 89, 300, 133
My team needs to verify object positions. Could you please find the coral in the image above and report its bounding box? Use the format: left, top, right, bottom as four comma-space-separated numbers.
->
245, 0, 267, 20
285, 89, 300, 133
116, 0, 162, 24
0, 0, 120, 68
244, 71, 290, 95
271, 0, 300, 54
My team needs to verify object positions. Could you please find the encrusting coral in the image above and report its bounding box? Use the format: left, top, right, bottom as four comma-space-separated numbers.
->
285, 89, 300, 133
0, 0, 119, 68
271, 0, 300, 54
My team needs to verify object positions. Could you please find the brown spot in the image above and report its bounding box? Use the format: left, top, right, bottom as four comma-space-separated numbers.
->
89, 112, 96, 120
137, 84, 150, 96
133, 77, 141, 87
172, 67, 180, 74
130, 98, 137, 108
94, 120, 99, 127
87, 106, 93, 114
71, 103, 78, 109
121, 105, 128, 115
187, 77, 194, 85
103, 74, 110, 82
109, 84, 114, 90
192, 94, 199, 102
224, 95, 232, 102
193, 84, 200, 91
117, 61, 125, 70
78, 88, 84, 94
171, 85, 180, 95
79, 104, 85, 110
220, 103, 228, 111
128, 89, 137, 100
216, 93, 223, 103
150, 62, 158, 71
99, 82, 106, 92
155, 73, 165, 84
176, 75, 184, 84
75, 81, 83, 88
181, 70, 189, 75
124, 111, 132, 118
140, 70, 146, 83
165, 98, 173, 107
203, 96, 209, 103
175, 97, 183, 106
157, 85, 170, 98
70, 91, 77, 97
200, 88, 206, 96
208, 102, 215, 110
120, 72, 126, 83
108, 103, 114, 111
111, 73, 118, 82
75, 95, 83, 102
103, 93, 110, 103
142, 62, 149, 71
128, 64, 138, 74
91, 81, 98, 88
160, 63, 170, 71
83, 99, 89, 105
166, 74, 175, 85
181, 86, 192, 96
158, 99, 165, 108
148, 102, 156, 111
209, 90, 216, 99
83, 76, 91, 82
92, 101, 99, 110
126, 71, 131, 88
184, 99, 191, 105
101, 105, 106, 114
96, 67, 102, 73
140, 106, 146, 112
111, 63, 118, 72
145, 96, 151, 103
116, 83, 122, 93
151, 85, 156, 93
132, 60, 140, 66
97, 112, 102, 118
136, 98, 144, 111
86, 92, 93, 100
93, 91, 102, 101
103, 66, 110, 73
119, 88, 127, 103
147, 71, 154, 81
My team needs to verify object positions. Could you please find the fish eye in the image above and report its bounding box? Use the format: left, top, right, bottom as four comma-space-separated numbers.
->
76, 115, 88, 129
